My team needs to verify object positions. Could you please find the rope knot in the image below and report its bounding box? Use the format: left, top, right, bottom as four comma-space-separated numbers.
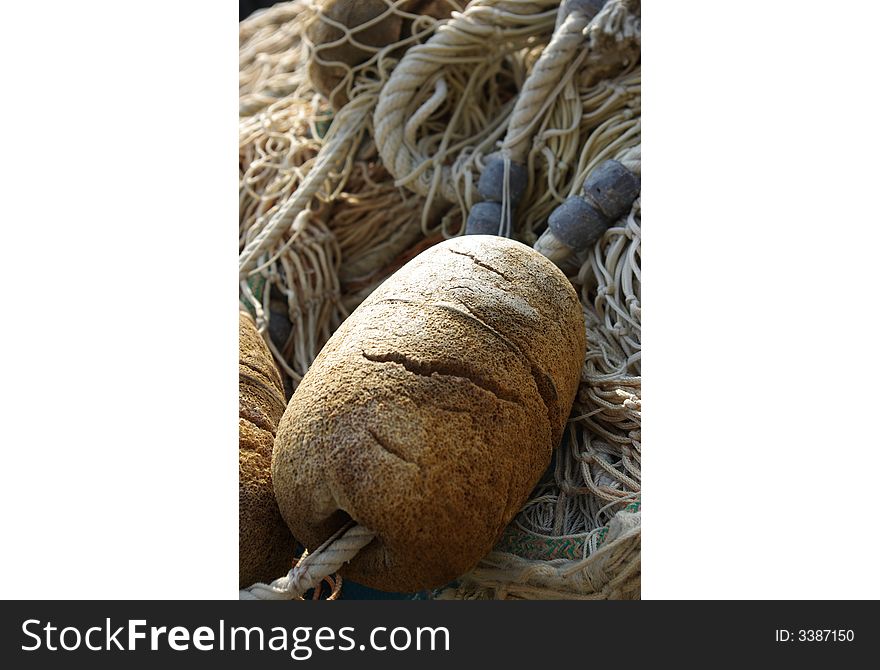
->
597, 283, 616, 298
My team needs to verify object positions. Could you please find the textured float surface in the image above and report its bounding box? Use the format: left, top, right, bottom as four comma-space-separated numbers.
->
272, 235, 586, 591
239, 312, 297, 588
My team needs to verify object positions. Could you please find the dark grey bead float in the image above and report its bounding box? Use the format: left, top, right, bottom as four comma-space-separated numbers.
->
465, 201, 505, 235
548, 159, 640, 251
465, 157, 528, 237
547, 197, 607, 251
581, 159, 640, 221
477, 158, 529, 204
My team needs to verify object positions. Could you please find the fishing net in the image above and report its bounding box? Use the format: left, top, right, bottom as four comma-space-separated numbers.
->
239, 0, 641, 599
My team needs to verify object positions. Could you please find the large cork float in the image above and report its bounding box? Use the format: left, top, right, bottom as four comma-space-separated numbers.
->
272, 235, 586, 591
239, 312, 297, 588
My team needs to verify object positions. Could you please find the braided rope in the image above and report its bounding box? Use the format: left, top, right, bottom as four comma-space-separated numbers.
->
240, 523, 376, 600
373, 0, 559, 202
239, 103, 371, 277
501, 2, 594, 162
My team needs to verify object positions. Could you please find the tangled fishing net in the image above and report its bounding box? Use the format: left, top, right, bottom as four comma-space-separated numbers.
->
240, 0, 641, 599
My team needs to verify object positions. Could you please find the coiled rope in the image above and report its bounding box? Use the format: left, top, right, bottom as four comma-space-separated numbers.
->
373, 1, 559, 203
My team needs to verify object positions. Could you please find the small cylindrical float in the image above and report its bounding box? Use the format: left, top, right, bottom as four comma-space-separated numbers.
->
536, 158, 640, 264
465, 155, 529, 236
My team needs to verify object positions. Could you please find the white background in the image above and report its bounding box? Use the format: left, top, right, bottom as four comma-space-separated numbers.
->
1, 1, 877, 599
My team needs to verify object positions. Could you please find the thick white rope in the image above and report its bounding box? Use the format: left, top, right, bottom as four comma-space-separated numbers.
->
373, 0, 559, 202
616, 143, 640, 173
240, 523, 376, 600
501, 1, 594, 163
239, 103, 370, 277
